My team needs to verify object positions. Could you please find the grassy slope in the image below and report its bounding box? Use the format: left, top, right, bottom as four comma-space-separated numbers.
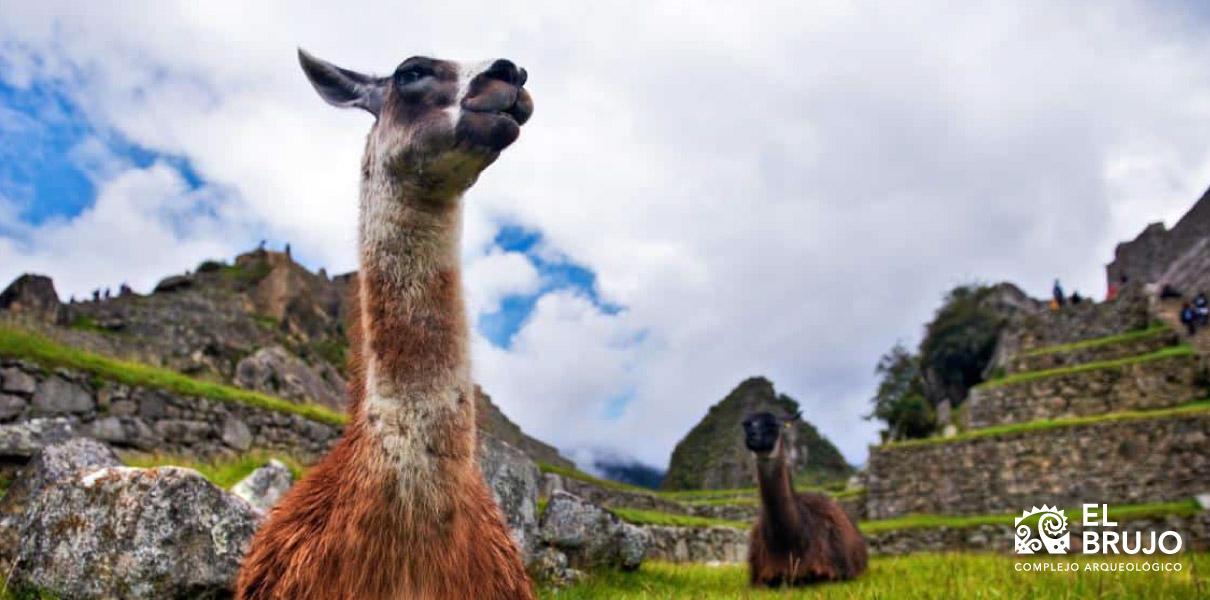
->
0, 325, 346, 426
977, 345, 1194, 389
1020, 324, 1172, 357
540, 553, 1210, 599
881, 399, 1210, 450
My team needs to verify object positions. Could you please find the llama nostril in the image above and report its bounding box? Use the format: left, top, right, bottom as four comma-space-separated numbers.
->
486, 59, 520, 85
517, 68, 528, 87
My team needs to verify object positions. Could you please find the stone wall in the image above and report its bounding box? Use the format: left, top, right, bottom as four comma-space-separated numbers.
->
643, 526, 749, 564
867, 513, 1210, 556
1006, 330, 1180, 375
966, 353, 1202, 429
865, 411, 1210, 519
643, 512, 1210, 562
998, 288, 1153, 358
0, 359, 341, 461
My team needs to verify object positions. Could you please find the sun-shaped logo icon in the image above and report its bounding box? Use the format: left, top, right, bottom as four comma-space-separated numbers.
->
1014, 505, 1070, 555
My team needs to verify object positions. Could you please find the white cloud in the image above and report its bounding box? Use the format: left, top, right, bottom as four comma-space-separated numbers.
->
3, 1, 1210, 468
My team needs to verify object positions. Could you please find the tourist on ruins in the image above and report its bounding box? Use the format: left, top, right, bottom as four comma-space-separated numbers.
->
1195, 292, 1209, 325
1181, 302, 1198, 336
1107, 275, 1127, 301
1070, 291, 1083, 305
1053, 279, 1066, 307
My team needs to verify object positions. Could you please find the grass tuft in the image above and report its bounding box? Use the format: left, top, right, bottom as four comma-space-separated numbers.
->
978, 345, 1194, 389
0, 325, 347, 426
1020, 325, 1173, 357
121, 451, 308, 489
881, 400, 1210, 449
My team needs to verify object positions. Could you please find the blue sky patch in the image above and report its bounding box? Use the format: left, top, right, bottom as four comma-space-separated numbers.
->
477, 224, 624, 348
0, 76, 205, 228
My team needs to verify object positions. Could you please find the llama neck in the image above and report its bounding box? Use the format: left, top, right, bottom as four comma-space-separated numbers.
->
356, 167, 475, 501
755, 443, 801, 537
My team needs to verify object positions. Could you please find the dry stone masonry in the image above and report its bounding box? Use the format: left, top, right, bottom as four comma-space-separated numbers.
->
0, 358, 342, 462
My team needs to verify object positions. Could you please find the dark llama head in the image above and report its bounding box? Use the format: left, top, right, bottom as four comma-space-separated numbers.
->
742, 410, 800, 455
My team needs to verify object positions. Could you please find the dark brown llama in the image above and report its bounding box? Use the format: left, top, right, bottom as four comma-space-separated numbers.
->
235, 50, 535, 600
743, 411, 868, 587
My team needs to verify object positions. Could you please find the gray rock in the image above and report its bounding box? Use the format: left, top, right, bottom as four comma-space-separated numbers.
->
539, 491, 649, 571
528, 546, 584, 587
0, 438, 119, 567
1197, 493, 1210, 511
235, 345, 346, 410
0, 394, 26, 420
478, 435, 540, 557
87, 416, 128, 444
0, 274, 65, 324
231, 459, 293, 513
0, 418, 75, 458
109, 399, 138, 417
222, 417, 253, 451
12, 465, 260, 599
31, 376, 93, 415
0, 368, 36, 395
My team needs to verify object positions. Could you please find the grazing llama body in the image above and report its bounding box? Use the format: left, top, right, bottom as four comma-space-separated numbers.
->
742, 412, 867, 587
235, 50, 535, 600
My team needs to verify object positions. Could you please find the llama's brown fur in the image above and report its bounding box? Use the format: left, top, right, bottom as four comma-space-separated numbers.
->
235, 52, 534, 600
748, 438, 867, 587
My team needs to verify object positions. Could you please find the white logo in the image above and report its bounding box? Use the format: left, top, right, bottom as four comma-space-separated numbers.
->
1014, 505, 1070, 554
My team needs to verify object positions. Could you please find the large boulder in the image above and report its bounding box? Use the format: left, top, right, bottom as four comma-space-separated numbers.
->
11, 463, 260, 598
0, 438, 118, 565
231, 459, 294, 514
539, 491, 649, 571
235, 345, 346, 410
478, 434, 541, 558
0, 274, 65, 324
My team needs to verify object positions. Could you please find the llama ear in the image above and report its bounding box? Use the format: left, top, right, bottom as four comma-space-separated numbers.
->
298, 48, 385, 117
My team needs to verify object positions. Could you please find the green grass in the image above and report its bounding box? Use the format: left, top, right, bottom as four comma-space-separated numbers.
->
608, 498, 1199, 535
1020, 325, 1173, 357
610, 507, 749, 530
978, 345, 1195, 389
121, 451, 308, 489
67, 315, 108, 334
0, 325, 347, 426
859, 499, 1200, 535
882, 399, 1210, 449
540, 553, 1209, 599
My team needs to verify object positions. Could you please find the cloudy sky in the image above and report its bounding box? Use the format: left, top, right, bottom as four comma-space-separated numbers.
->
2, 1, 1209, 470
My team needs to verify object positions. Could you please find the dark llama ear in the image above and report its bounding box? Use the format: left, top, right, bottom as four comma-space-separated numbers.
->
297, 48, 386, 117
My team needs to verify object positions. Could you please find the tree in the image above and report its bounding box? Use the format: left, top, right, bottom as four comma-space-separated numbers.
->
918, 284, 1006, 408
867, 343, 935, 441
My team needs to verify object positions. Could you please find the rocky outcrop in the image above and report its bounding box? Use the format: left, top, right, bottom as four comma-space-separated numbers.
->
0, 274, 65, 325
539, 491, 649, 571
479, 434, 542, 557
967, 351, 1203, 428
865, 410, 1210, 519
231, 459, 294, 514
235, 345, 346, 410
542, 472, 687, 514
1109, 184, 1210, 288
662, 377, 851, 491
476, 387, 574, 470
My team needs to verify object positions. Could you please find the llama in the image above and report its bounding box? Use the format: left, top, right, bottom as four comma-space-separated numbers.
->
742, 411, 868, 587
235, 50, 535, 600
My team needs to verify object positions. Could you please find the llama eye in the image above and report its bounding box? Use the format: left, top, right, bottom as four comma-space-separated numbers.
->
394, 66, 430, 86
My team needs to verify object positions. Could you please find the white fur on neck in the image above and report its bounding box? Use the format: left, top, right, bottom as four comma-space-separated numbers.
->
358, 163, 470, 505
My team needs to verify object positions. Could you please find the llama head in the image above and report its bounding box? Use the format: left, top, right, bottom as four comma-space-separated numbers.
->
743, 411, 796, 455
299, 49, 533, 197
